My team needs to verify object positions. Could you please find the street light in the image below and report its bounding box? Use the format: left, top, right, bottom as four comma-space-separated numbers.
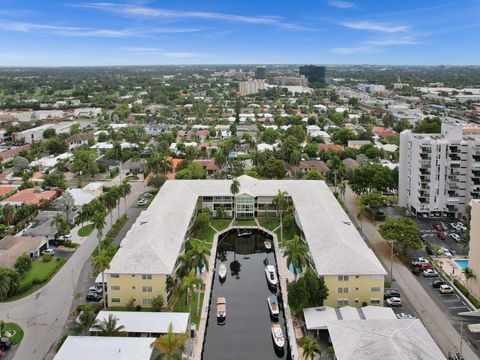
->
388, 240, 397, 283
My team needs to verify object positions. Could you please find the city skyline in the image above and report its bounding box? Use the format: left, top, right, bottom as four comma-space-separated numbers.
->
0, 0, 479, 66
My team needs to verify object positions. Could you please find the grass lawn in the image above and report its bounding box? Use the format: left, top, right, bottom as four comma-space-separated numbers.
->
275, 224, 301, 243
233, 219, 257, 227
258, 218, 280, 231
2, 323, 24, 345
211, 219, 231, 232
192, 226, 216, 243
173, 289, 204, 328
78, 224, 94, 237
190, 238, 213, 249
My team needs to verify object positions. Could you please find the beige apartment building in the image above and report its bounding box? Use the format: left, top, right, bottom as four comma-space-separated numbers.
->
468, 200, 480, 299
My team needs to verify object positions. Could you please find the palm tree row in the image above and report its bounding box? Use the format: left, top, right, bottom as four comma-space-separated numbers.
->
72, 307, 124, 337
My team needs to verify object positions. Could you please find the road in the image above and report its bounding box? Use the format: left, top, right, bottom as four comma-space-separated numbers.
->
0, 181, 147, 360
344, 187, 479, 360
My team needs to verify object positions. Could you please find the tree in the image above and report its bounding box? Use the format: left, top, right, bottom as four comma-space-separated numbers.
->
119, 179, 132, 216
258, 156, 286, 179
0, 268, 20, 300
287, 268, 328, 315
70, 123, 80, 136
464, 267, 476, 292
379, 217, 422, 255
58, 191, 75, 220
47, 137, 68, 155
13, 156, 29, 175
302, 336, 322, 360
2, 205, 15, 226
280, 135, 301, 162
43, 172, 68, 189
148, 175, 167, 189
260, 128, 281, 144
51, 213, 68, 237
331, 128, 356, 145
92, 249, 111, 309
284, 235, 308, 279
103, 190, 118, 225
189, 240, 211, 273
92, 211, 107, 252
230, 178, 240, 219
413, 117, 441, 134
348, 163, 397, 194
304, 143, 318, 158
348, 97, 359, 107
182, 268, 203, 315
151, 295, 165, 312
304, 169, 324, 180
14, 254, 32, 276
42, 128, 56, 139
286, 125, 306, 143
273, 190, 289, 243
150, 322, 189, 360
72, 150, 99, 177
93, 314, 125, 336
71, 306, 98, 336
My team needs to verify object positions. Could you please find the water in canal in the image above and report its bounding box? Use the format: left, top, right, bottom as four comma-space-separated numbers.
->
202, 229, 290, 360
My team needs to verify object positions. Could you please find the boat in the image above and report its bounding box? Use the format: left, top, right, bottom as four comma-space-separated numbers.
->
267, 295, 279, 317
218, 263, 227, 281
271, 323, 285, 349
217, 297, 226, 322
238, 230, 252, 237
265, 265, 278, 287
264, 240, 272, 250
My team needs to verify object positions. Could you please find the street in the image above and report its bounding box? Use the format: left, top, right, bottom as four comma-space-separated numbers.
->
0, 180, 147, 360
344, 186, 479, 360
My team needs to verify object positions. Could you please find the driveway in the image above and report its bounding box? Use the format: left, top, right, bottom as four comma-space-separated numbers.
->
344, 187, 479, 360
0, 181, 147, 360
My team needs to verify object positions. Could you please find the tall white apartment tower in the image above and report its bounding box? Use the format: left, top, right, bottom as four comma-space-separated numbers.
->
399, 122, 480, 218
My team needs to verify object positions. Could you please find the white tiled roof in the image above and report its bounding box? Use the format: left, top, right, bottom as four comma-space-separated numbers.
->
108, 176, 386, 276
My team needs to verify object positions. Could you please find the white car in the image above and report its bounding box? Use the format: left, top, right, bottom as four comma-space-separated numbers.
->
450, 233, 461, 242
439, 247, 453, 257
42, 249, 55, 256
411, 257, 429, 266
396, 313, 416, 319
386, 297, 402, 307
456, 222, 467, 231
450, 223, 461, 231
423, 269, 439, 277
439, 284, 454, 294
137, 199, 148, 206
59, 234, 72, 241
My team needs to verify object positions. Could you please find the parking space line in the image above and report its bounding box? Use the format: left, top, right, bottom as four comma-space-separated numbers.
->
444, 299, 462, 302
448, 306, 468, 309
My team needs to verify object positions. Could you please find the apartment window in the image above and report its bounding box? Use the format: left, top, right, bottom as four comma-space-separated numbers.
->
142, 299, 153, 305
142, 274, 152, 280
142, 286, 153, 293
110, 274, 119, 278
337, 275, 349, 281
370, 299, 381, 305
111, 298, 120, 303
111, 286, 120, 291
336, 299, 348, 306
370, 275, 382, 281
371, 287, 381, 292
337, 287, 348, 293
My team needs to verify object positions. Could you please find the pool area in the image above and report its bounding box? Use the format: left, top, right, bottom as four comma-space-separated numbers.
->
202, 230, 290, 359
455, 259, 469, 270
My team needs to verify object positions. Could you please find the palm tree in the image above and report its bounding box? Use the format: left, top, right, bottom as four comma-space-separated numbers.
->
150, 322, 188, 360
0, 270, 13, 300
2, 205, 15, 226
339, 180, 347, 201
182, 269, 203, 315
120, 179, 132, 216
92, 250, 112, 309
103, 190, 118, 225
51, 213, 67, 238
189, 240, 211, 273
71, 307, 98, 336
273, 190, 289, 244
92, 210, 107, 256
284, 235, 308, 280
230, 178, 240, 220
464, 267, 476, 292
58, 191, 75, 222
93, 314, 125, 336
175, 253, 193, 279
302, 336, 321, 360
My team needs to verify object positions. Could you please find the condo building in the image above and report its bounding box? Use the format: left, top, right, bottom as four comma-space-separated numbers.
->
106, 176, 386, 309
399, 122, 480, 218
468, 200, 480, 300
238, 80, 265, 96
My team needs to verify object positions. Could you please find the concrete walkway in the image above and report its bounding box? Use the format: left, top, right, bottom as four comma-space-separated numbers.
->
0, 181, 147, 360
344, 186, 478, 360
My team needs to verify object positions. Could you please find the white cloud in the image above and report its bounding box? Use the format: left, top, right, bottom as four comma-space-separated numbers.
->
121, 47, 203, 58
327, 1, 357, 9
75, 3, 309, 30
368, 37, 420, 46
341, 20, 409, 33
331, 46, 374, 54
331, 36, 420, 54
0, 20, 202, 37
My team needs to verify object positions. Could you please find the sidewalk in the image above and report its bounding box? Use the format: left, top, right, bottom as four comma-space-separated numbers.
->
344, 186, 478, 360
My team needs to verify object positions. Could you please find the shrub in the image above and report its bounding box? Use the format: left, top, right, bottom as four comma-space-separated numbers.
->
125, 298, 135, 311
135, 305, 142, 312
42, 254, 52, 262
151, 295, 164, 312
63, 240, 76, 248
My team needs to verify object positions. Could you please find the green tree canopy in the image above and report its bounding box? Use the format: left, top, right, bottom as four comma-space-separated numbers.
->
379, 216, 422, 255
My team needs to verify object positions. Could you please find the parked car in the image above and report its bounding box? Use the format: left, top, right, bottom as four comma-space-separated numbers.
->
423, 269, 439, 277
450, 223, 461, 231
137, 199, 148, 206
425, 244, 434, 256
436, 232, 446, 240
42, 248, 55, 256
0, 349, 4, 357
86, 292, 102, 302
411, 257, 429, 266
439, 247, 453, 257
0, 338, 12, 351
449, 248, 457, 256
450, 233, 461, 242
440, 222, 448, 230
456, 222, 467, 232
384, 289, 400, 300
420, 234, 428, 242
59, 234, 72, 241
440, 284, 454, 294
396, 313, 416, 319
386, 297, 402, 307
432, 279, 445, 288
433, 223, 444, 231
417, 263, 433, 271
412, 267, 421, 276
88, 286, 103, 295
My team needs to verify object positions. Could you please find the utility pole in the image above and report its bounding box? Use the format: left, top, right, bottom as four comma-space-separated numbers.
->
389, 240, 397, 283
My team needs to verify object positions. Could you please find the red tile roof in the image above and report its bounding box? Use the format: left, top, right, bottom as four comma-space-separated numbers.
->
0, 144, 31, 159
318, 144, 345, 151
0, 185, 17, 196
2, 188, 57, 205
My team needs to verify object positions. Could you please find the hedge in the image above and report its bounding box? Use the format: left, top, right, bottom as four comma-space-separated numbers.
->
453, 279, 480, 309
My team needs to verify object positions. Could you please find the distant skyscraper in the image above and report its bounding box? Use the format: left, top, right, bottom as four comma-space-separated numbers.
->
299, 65, 326, 86
255, 66, 266, 80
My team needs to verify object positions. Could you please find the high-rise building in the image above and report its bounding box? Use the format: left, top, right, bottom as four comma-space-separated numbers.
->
398, 122, 480, 218
238, 79, 265, 96
468, 200, 480, 299
255, 66, 266, 80
299, 65, 326, 86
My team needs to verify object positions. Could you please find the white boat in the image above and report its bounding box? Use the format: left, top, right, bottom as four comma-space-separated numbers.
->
217, 297, 226, 321
271, 323, 285, 349
238, 230, 252, 237
265, 265, 278, 287
264, 240, 272, 250
267, 295, 279, 317
218, 263, 227, 280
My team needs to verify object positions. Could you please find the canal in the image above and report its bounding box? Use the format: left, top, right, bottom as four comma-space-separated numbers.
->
202, 229, 290, 360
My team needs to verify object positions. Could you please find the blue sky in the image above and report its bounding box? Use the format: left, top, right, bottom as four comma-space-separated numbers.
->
0, 0, 479, 66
